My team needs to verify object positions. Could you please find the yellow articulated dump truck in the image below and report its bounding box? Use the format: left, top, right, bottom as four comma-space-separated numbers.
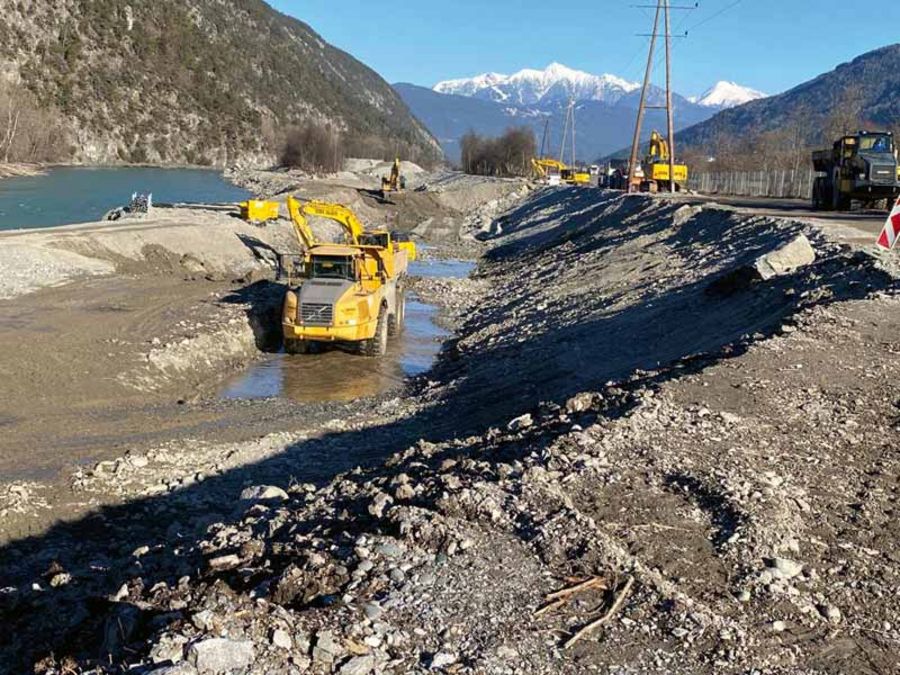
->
281, 197, 415, 357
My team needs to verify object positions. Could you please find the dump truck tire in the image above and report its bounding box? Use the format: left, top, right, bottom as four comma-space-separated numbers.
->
361, 306, 388, 357
388, 293, 406, 337
284, 339, 311, 355
831, 171, 852, 211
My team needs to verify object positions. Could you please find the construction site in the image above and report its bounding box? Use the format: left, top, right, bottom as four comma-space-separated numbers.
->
1, 2, 900, 675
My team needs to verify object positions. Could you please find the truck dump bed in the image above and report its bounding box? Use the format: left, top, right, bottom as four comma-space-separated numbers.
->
812, 149, 834, 173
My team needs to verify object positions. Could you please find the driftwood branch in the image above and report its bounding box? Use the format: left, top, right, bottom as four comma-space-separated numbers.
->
564, 575, 635, 650
534, 576, 607, 618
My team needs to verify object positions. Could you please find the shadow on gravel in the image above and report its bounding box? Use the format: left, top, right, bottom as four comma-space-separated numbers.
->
220, 280, 285, 353
1, 190, 897, 671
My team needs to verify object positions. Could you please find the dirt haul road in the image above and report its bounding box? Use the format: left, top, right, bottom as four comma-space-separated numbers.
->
0, 172, 529, 542
681, 193, 893, 247
1, 185, 898, 674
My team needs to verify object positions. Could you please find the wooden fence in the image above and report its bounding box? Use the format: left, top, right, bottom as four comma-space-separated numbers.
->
687, 169, 816, 200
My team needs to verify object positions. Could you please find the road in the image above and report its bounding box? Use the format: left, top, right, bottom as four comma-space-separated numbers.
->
674, 193, 889, 246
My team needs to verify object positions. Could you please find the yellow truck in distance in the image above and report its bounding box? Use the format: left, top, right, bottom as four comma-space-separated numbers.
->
281, 197, 415, 356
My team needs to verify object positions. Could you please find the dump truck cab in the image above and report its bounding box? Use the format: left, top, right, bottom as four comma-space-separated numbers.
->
812, 131, 900, 210
281, 198, 412, 356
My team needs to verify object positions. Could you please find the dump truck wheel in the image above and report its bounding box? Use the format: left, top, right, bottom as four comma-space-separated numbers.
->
388, 293, 406, 337
831, 171, 852, 211
361, 307, 388, 357
284, 339, 311, 355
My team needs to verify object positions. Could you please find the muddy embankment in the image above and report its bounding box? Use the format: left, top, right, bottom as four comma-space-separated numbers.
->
2, 188, 899, 674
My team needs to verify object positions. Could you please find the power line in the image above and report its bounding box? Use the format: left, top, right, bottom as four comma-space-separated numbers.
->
684, 0, 743, 33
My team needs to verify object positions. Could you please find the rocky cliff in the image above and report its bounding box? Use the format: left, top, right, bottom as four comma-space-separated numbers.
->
0, 0, 442, 166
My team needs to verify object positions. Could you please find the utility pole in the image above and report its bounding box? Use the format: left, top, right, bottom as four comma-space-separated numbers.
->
570, 100, 577, 168
538, 119, 550, 159
627, 3, 661, 193
559, 101, 571, 166
627, 1, 695, 193
664, 0, 676, 192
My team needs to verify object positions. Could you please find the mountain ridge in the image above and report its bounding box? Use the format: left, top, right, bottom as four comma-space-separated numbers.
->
677, 43, 900, 151
433, 63, 764, 111
0, 0, 441, 167
396, 81, 715, 164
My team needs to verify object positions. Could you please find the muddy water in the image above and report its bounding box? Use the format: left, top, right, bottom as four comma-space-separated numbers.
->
220, 260, 475, 403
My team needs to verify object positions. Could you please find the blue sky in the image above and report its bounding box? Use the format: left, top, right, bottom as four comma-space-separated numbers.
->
270, 1, 900, 97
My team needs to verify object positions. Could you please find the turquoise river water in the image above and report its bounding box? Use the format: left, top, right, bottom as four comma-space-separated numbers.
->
0, 166, 251, 230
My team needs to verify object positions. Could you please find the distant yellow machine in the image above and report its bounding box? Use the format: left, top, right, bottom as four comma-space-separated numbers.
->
381, 158, 406, 196
281, 197, 415, 356
531, 158, 591, 186
562, 167, 592, 185
642, 130, 688, 192
239, 200, 280, 223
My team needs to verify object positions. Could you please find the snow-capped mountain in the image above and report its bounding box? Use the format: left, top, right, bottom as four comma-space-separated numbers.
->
432, 72, 508, 99
410, 65, 766, 162
434, 63, 640, 106
435, 64, 764, 112
690, 81, 766, 108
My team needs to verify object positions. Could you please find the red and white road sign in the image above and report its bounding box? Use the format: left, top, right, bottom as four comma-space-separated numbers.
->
877, 197, 900, 250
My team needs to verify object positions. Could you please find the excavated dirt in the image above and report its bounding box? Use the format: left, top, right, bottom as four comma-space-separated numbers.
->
1, 184, 898, 674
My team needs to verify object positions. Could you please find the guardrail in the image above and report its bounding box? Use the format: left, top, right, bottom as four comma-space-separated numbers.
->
687, 169, 816, 200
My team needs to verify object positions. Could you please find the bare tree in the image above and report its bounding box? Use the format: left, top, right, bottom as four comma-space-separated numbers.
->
460, 127, 536, 177
280, 121, 344, 174
824, 83, 866, 141
0, 81, 68, 164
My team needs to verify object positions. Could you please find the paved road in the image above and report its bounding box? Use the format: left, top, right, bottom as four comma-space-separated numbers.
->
665, 193, 889, 247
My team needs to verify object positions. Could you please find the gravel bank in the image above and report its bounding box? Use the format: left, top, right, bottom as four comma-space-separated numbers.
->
3, 189, 898, 674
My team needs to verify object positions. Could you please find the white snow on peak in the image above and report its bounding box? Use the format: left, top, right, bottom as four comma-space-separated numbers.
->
433, 72, 508, 98
433, 63, 640, 106
691, 81, 766, 108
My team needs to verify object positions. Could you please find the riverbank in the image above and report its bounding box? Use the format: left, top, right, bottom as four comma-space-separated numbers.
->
1, 185, 898, 673
0, 163, 45, 180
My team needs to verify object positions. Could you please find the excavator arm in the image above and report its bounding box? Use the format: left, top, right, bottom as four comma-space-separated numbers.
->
286, 196, 317, 250
647, 130, 670, 163
286, 197, 366, 249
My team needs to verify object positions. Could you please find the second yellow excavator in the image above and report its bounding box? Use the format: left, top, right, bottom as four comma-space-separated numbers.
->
381, 158, 406, 196
641, 130, 688, 192
531, 158, 591, 186
280, 198, 415, 357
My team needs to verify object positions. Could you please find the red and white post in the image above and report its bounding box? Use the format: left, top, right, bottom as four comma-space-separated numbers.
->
877, 197, 900, 250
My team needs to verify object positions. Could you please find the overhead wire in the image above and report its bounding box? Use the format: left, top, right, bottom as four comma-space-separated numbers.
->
642, 0, 747, 90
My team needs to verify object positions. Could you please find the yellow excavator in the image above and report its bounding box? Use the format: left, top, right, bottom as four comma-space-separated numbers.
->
281, 197, 416, 356
641, 130, 688, 192
531, 158, 590, 186
532, 158, 565, 185
381, 158, 406, 196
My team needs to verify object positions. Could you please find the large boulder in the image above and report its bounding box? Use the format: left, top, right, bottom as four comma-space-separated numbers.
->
752, 234, 816, 280
708, 234, 816, 295
186, 638, 255, 674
